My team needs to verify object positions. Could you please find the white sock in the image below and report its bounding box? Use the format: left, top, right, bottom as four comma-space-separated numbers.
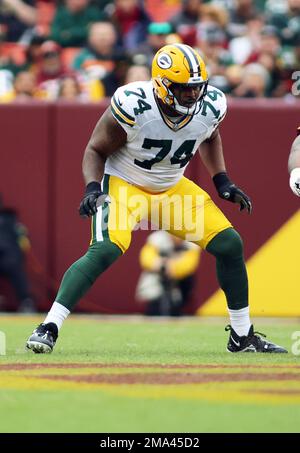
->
228, 306, 251, 337
44, 301, 70, 331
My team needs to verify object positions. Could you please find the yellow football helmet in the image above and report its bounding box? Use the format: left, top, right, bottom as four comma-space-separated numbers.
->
152, 44, 208, 115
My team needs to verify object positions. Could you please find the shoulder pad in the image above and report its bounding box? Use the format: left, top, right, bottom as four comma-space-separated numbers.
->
111, 85, 137, 129
201, 86, 227, 125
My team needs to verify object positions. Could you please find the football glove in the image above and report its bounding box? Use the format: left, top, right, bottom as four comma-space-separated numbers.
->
289, 168, 300, 197
213, 172, 252, 214
79, 181, 108, 217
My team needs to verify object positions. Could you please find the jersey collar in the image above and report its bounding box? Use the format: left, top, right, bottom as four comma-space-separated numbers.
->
152, 90, 193, 132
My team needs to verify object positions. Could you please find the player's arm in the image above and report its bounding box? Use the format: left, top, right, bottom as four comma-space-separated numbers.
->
82, 107, 127, 185
288, 134, 300, 197
79, 107, 127, 217
199, 128, 252, 213
199, 128, 226, 176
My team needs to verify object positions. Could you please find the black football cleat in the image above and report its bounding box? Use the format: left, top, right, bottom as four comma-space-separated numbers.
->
26, 322, 58, 354
226, 324, 288, 353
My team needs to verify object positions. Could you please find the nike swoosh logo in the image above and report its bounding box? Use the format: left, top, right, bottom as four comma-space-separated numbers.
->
231, 336, 240, 347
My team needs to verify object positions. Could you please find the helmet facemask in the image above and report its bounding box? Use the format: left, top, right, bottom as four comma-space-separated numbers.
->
169, 80, 208, 115
155, 77, 208, 116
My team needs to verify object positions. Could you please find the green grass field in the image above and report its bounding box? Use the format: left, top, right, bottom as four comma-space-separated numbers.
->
0, 315, 300, 433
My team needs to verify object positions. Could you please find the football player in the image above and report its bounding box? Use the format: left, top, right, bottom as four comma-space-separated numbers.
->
26, 44, 287, 353
288, 126, 300, 197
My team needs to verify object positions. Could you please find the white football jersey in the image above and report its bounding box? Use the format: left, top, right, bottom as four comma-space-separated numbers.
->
106, 80, 227, 192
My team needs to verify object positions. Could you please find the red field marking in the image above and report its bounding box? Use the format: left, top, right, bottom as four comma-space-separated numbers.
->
36, 372, 300, 385
1, 363, 300, 371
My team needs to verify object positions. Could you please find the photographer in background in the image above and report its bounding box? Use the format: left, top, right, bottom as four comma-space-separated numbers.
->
136, 231, 201, 316
0, 194, 35, 312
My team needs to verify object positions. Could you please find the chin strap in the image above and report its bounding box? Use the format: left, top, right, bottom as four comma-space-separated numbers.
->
170, 81, 208, 116
173, 98, 198, 115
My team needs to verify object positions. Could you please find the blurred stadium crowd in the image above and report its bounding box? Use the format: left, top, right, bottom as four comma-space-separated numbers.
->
0, 0, 299, 102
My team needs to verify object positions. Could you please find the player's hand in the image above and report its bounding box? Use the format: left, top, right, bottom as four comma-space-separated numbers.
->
289, 168, 300, 197
213, 172, 252, 214
79, 181, 108, 217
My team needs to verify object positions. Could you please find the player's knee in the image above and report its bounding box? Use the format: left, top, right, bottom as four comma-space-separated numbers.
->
77, 241, 123, 281
87, 241, 123, 265
206, 228, 244, 259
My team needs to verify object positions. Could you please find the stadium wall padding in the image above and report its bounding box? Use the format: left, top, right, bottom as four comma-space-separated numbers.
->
0, 104, 50, 309
0, 100, 299, 314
